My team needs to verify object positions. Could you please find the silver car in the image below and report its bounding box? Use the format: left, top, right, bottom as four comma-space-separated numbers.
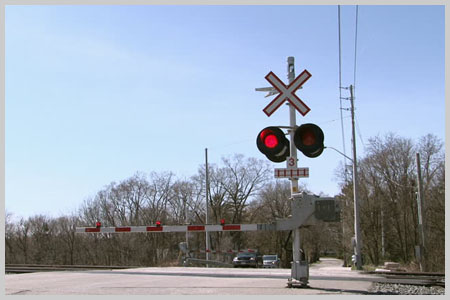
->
262, 254, 280, 268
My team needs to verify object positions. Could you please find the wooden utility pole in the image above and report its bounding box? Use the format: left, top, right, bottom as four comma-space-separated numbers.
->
416, 152, 426, 271
350, 85, 362, 270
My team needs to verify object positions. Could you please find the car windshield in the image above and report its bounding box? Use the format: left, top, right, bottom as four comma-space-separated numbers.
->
238, 252, 256, 257
263, 255, 277, 260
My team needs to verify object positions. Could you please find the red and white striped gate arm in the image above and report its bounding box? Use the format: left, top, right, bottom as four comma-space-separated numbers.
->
200, 248, 258, 254
75, 223, 276, 234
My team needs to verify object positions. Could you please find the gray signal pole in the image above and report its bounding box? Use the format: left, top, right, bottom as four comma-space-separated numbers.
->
287, 57, 308, 286
349, 85, 362, 270
205, 148, 210, 265
287, 56, 299, 195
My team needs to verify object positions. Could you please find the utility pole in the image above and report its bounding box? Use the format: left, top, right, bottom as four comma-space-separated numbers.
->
185, 196, 189, 248
205, 148, 210, 266
416, 152, 426, 271
350, 85, 363, 270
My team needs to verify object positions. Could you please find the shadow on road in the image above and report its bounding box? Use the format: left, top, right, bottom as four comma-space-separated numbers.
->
296, 286, 394, 295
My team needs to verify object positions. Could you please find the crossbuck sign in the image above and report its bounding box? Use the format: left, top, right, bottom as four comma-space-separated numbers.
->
263, 70, 312, 117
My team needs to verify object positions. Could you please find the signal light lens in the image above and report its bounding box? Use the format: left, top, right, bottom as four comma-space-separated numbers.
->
96, 222, 102, 228
264, 134, 278, 148
220, 219, 226, 225
301, 130, 316, 146
155, 221, 161, 227
260, 129, 279, 148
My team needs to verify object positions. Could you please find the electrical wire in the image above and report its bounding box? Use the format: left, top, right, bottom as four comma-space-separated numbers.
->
338, 5, 349, 179
353, 5, 359, 90
353, 6, 364, 148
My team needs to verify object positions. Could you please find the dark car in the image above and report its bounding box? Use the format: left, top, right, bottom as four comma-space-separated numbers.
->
232, 251, 263, 268
262, 254, 281, 268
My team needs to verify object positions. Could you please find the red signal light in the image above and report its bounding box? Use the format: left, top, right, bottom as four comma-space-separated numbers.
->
264, 134, 279, 148
260, 129, 279, 148
256, 127, 290, 163
220, 219, 226, 226
155, 221, 162, 227
95, 222, 102, 228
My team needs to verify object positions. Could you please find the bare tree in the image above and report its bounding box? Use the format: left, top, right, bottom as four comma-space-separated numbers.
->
5, 211, 16, 262
249, 180, 293, 266
15, 218, 31, 263
336, 133, 444, 271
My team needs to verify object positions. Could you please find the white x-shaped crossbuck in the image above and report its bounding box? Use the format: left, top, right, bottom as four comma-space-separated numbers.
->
263, 70, 312, 117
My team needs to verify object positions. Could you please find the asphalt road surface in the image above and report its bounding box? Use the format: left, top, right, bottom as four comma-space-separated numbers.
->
5, 258, 382, 295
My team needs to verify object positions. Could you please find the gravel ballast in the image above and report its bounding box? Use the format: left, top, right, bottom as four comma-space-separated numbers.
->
370, 283, 445, 295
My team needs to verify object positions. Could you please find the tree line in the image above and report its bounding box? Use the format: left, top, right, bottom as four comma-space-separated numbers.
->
5, 134, 444, 271
337, 133, 444, 271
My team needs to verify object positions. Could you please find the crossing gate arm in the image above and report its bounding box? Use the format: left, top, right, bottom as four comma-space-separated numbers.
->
75, 195, 325, 234
75, 223, 278, 234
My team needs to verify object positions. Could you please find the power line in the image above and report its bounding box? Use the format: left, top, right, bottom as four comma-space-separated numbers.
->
353, 5, 359, 89
353, 6, 363, 148
338, 5, 348, 180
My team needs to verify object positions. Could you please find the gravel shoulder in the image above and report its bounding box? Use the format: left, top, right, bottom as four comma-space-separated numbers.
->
369, 283, 445, 295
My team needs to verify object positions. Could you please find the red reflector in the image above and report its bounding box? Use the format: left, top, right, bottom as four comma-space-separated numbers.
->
223, 225, 240, 231
188, 225, 205, 231
147, 226, 163, 232
86, 228, 100, 233
115, 227, 131, 232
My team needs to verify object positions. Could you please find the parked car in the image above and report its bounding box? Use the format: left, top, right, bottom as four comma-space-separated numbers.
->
232, 251, 263, 268
262, 254, 280, 268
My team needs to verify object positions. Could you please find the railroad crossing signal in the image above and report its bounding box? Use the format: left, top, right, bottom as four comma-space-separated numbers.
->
255, 58, 328, 286
256, 124, 324, 162
263, 70, 312, 117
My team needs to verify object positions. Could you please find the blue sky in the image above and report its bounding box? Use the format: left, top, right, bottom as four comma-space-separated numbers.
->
5, 5, 445, 220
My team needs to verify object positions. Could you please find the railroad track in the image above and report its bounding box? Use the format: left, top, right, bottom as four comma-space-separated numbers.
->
5, 264, 139, 274
369, 270, 445, 287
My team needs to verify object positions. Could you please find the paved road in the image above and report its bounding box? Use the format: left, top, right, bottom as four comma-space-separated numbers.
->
5, 258, 382, 295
